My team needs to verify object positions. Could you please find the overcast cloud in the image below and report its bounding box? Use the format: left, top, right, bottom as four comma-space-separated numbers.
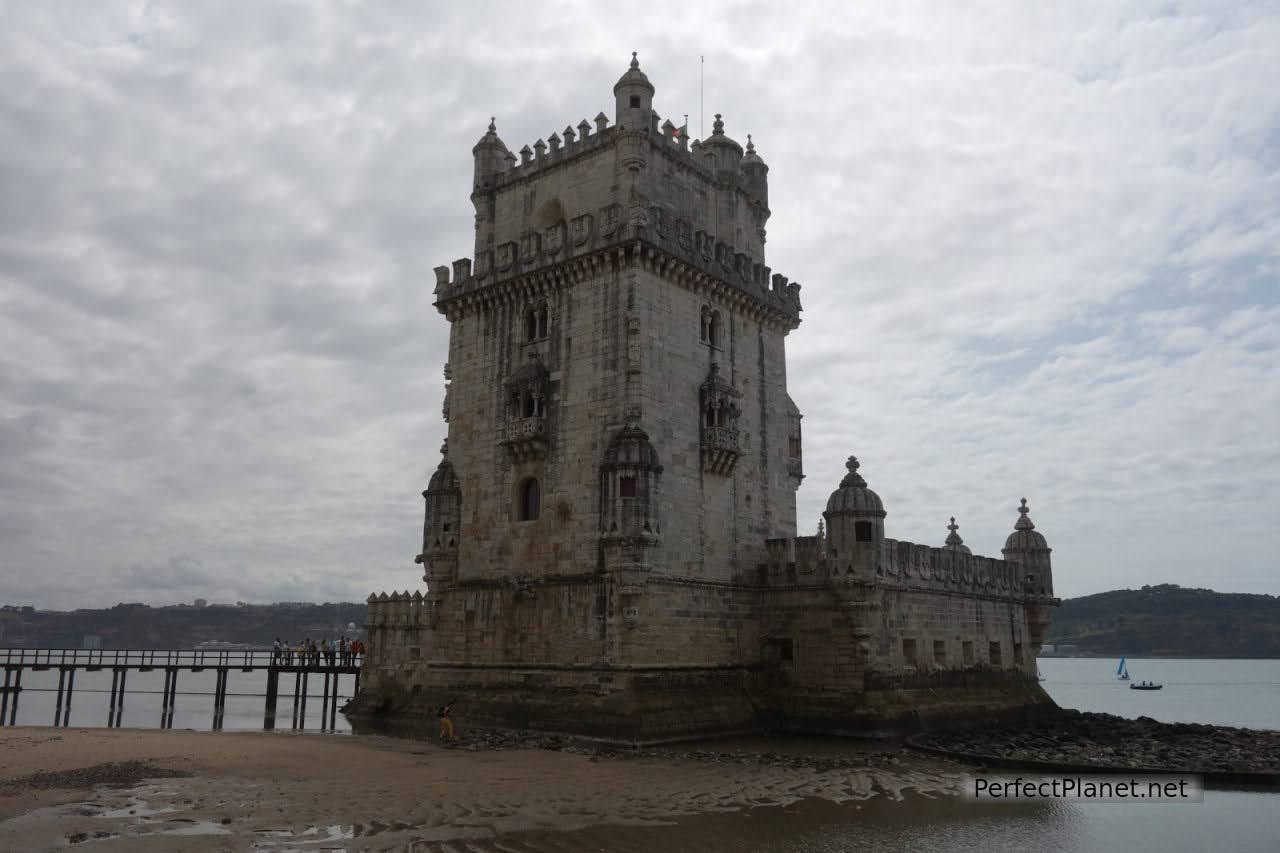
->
1, 1, 1277, 608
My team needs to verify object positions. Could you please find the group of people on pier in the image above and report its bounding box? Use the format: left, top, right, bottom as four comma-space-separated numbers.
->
271, 636, 363, 668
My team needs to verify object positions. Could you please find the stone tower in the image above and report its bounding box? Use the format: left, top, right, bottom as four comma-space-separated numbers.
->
355, 56, 1058, 740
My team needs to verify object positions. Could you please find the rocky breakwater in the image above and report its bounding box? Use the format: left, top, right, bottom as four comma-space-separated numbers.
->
910, 710, 1280, 785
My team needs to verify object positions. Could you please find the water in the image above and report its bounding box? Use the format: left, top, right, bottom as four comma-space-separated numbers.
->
1039, 657, 1280, 729
2, 666, 354, 732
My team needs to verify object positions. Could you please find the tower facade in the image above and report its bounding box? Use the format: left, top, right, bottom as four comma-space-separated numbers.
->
355, 57, 1058, 740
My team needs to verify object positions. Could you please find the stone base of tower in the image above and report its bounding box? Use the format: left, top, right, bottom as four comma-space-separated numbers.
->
344, 663, 763, 744
761, 674, 1058, 738
346, 662, 1057, 744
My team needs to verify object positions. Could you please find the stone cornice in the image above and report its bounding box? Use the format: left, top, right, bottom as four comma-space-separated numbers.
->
435, 239, 801, 331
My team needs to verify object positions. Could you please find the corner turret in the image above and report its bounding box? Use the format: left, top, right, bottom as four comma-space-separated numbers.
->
613, 52, 655, 132
472, 117, 510, 193
417, 441, 461, 590
701, 113, 743, 179
741, 134, 769, 211
1002, 498, 1053, 598
823, 456, 886, 579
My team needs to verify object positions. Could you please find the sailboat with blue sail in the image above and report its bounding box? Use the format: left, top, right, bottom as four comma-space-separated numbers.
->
1116, 657, 1130, 681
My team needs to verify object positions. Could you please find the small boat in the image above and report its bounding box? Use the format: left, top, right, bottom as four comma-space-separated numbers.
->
1130, 681, 1163, 691
1116, 657, 1130, 681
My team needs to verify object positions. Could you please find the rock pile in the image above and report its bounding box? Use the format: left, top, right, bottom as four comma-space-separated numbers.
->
913, 710, 1280, 775
4, 761, 191, 791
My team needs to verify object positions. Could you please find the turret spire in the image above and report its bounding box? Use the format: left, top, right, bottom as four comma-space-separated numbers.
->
1015, 497, 1035, 530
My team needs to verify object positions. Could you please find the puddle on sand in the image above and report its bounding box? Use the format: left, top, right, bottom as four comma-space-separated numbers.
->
251, 824, 357, 849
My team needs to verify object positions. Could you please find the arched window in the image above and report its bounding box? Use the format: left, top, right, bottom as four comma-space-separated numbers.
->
518, 478, 541, 521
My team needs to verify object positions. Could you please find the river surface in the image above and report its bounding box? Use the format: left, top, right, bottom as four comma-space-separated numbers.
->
5, 657, 1279, 851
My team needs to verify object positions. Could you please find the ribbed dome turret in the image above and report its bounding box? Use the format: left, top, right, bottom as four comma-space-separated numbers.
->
702, 113, 744, 155
944, 517, 971, 555
472, 117, 507, 153
825, 456, 886, 517
1004, 498, 1048, 551
613, 51, 655, 96
472, 117, 510, 192
424, 441, 459, 496
741, 134, 765, 166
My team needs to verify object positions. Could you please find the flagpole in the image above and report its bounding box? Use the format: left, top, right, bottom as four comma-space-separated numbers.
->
700, 55, 704, 140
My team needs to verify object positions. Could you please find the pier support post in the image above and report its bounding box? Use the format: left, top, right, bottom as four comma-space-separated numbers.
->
54, 668, 67, 726
320, 671, 331, 731
1, 668, 10, 726
161, 668, 179, 729
263, 668, 279, 731
61, 668, 76, 726
298, 671, 309, 730
112, 669, 126, 727
329, 673, 339, 731
8, 669, 19, 726
291, 671, 302, 730
107, 669, 119, 727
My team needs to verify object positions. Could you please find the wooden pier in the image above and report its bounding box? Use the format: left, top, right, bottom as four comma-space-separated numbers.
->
0, 648, 362, 731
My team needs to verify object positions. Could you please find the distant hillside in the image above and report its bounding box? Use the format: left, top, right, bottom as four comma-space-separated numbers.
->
1047, 584, 1280, 658
0, 602, 365, 649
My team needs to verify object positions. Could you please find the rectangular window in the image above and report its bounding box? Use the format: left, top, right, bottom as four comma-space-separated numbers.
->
933, 640, 947, 666
902, 638, 917, 667
963, 640, 974, 666
1014, 642, 1024, 665
619, 476, 638, 498
855, 521, 873, 542
989, 641, 1002, 668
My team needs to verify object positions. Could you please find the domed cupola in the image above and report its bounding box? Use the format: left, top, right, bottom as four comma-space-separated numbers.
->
944, 517, 971, 555
472, 117, 512, 192
825, 456, 886, 518
1003, 497, 1048, 552
614, 52, 655, 131
823, 456, 887, 577
701, 113, 744, 177
740, 134, 769, 210
1002, 497, 1054, 598
418, 441, 462, 584
426, 447, 460, 496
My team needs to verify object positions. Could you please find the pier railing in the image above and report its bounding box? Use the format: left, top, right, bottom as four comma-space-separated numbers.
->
0, 648, 363, 669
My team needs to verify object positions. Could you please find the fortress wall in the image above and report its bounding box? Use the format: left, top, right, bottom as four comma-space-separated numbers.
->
615, 577, 762, 667
368, 582, 606, 669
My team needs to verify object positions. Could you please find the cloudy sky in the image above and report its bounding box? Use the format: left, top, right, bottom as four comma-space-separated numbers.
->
1, 2, 1277, 608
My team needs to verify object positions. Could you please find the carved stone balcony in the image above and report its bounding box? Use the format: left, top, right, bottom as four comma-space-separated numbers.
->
786, 457, 804, 482
501, 416, 547, 462
701, 426, 741, 475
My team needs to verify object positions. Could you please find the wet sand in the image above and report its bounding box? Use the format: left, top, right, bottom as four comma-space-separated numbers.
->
0, 726, 966, 851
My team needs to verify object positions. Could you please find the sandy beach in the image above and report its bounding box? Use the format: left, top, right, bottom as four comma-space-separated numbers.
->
0, 726, 964, 851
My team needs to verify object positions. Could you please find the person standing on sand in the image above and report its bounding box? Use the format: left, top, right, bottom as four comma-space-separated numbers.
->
438, 702, 455, 741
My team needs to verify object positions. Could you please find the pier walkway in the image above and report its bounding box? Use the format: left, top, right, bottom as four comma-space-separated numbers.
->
0, 648, 362, 731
